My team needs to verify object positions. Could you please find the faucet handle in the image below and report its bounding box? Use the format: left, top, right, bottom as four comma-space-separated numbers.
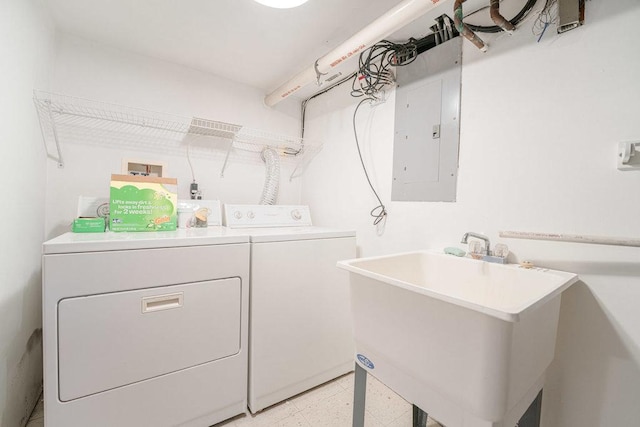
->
468, 241, 484, 258
493, 243, 509, 258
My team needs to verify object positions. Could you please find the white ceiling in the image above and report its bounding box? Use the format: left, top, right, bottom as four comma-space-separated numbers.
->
44, 0, 504, 97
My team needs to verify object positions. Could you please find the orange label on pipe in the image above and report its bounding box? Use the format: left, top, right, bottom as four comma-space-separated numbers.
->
281, 85, 302, 98
330, 44, 367, 67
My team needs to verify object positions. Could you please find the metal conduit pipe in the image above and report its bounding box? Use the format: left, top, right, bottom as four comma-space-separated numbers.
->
490, 0, 516, 33
453, 0, 488, 51
264, 0, 445, 107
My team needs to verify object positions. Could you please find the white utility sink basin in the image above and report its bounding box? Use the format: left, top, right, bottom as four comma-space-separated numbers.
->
338, 251, 578, 427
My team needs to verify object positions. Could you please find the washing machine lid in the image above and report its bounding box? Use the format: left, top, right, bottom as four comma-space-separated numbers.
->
230, 226, 355, 243
43, 227, 249, 254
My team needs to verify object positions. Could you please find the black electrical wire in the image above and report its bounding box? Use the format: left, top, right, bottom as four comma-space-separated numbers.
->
532, 0, 558, 39
351, 40, 418, 98
287, 71, 357, 157
465, 0, 538, 33
299, 38, 431, 226
353, 98, 387, 226
300, 71, 357, 141
300, 35, 429, 142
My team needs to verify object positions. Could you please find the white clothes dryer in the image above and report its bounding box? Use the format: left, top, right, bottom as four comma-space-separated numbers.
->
42, 228, 250, 427
224, 205, 356, 413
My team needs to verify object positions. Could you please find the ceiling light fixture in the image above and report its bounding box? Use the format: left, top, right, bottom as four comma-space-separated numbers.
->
253, 0, 309, 9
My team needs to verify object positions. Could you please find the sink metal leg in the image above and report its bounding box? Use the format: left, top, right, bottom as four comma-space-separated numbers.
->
353, 363, 367, 427
413, 405, 429, 427
353, 371, 540, 427
517, 389, 542, 427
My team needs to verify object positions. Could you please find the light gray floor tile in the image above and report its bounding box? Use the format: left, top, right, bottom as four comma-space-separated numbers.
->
386, 410, 444, 427
295, 387, 384, 427
290, 379, 346, 412
387, 410, 413, 427
28, 374, 443, 427
363, 375, 412, 425
335, 371, 355, 391
271, 412, 312, 427
297, 388, 353, 427
234, 401, 300, 427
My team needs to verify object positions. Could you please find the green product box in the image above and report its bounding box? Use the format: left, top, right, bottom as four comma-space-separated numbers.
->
109, 174, 178, 232
72, 217, 106, 233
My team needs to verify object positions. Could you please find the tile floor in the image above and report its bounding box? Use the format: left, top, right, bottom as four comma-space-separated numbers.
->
26, 372, 443, 427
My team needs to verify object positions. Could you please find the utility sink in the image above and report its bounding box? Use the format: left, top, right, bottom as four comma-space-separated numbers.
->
338, 251, 578, 427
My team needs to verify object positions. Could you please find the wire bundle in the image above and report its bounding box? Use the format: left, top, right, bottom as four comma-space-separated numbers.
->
352, 98, 387, 227
464, 0, 538, 34
300, 39, 433, 228
349, 39, 431, 227
351, 40, 418, 99
350, 40, 423, 227
532, 0, 558, 41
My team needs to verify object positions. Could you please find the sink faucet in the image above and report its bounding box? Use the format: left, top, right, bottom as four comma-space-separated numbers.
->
461, 232, 491, 255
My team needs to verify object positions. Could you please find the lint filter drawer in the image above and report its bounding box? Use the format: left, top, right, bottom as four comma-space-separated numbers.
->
57, 278, 242, 401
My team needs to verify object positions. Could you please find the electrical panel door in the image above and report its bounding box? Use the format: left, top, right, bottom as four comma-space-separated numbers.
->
392, 39, 462, 202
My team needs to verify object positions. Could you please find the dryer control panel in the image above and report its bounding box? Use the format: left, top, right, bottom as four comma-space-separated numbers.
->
224, 205, 312, 228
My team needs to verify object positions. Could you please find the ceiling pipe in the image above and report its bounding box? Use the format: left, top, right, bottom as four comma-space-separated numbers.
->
264, 0, 446, 107
453, 0, 487, 51
489, 0, 516, 33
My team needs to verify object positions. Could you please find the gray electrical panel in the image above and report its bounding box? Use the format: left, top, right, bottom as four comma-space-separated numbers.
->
391, 38, 462, 202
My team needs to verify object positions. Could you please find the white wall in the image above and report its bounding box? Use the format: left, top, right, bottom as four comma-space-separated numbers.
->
46, 33, 303, 238
301, 1, 640, 426
0, 1, 55, 426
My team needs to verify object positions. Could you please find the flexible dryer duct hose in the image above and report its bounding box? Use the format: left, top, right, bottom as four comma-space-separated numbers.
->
259, 147, 280, 205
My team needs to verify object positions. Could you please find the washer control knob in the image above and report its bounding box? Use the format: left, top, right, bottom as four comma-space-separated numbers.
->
233, 211, 243, 219
291, 209, 302, 221
247, 211, 255, 219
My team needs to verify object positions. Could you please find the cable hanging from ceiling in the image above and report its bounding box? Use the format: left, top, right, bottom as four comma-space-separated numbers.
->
350, 40, 417, 99
297, 0, 544, 228
531, 0, 558, 41
349, 37, 431, 227
300, 35, 436, 228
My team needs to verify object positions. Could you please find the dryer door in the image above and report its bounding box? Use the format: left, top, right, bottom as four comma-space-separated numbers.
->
57, 278, 241, 401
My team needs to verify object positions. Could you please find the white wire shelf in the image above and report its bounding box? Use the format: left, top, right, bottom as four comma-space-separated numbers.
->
33, 90, 322, 178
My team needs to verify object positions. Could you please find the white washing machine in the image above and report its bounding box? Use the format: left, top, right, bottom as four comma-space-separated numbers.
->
42, 228, 250, 427
224, 205, 356, 413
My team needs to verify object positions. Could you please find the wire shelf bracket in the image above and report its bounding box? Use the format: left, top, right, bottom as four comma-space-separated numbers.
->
37, 99, 65, 168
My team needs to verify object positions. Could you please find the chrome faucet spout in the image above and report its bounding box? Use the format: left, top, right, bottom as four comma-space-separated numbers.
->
461, 232, 491, 255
